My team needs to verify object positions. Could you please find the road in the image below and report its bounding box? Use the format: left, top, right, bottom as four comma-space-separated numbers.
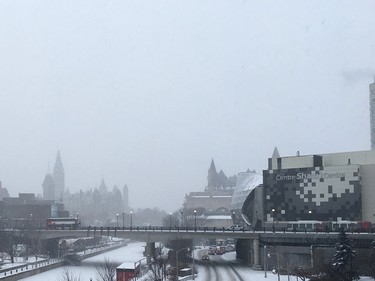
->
198, 259, 246, 281
193, 249, 250, 281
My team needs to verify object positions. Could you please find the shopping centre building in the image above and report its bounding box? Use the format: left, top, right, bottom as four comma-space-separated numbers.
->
240, 148, 375, 227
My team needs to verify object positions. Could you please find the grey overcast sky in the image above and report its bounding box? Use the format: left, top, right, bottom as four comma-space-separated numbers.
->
1, 0, 375, 212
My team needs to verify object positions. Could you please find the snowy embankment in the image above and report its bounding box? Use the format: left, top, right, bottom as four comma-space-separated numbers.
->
0, 239, 126, 281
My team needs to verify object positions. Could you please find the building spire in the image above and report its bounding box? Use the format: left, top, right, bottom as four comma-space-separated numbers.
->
54, 150, 64, 172
53, 150, 65, 202
209, 158, 217, 173
272, 147, 280, 158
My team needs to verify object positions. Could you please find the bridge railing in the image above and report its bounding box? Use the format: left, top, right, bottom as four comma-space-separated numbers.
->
82, 225, 375, 235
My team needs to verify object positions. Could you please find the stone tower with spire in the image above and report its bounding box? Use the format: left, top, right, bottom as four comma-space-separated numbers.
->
205, 159, 235, 191
123, 184, 129, 211
206, 159, 218, 191
53, 151, 65, 202
42, 174, 55, 200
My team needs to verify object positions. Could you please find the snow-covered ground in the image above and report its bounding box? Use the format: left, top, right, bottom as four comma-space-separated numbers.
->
20, 242, 145, 281
10, 242, 374, 281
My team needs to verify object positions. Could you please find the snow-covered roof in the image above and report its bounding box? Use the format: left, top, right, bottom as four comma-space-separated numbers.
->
117, 261, 137, 270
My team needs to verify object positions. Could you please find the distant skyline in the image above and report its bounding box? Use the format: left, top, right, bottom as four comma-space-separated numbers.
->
1, 1, 375, 212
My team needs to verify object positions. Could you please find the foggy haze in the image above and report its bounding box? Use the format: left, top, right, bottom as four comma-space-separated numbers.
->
0, 1, 375, 212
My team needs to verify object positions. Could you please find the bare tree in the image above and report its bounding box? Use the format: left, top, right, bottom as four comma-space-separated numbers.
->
58, 268, 81, 281
96, 257, 117, 281
0, 231, 17, 263
144, 254, 168, 281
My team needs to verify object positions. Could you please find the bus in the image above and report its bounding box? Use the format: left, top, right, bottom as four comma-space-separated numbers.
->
46, 217, 80, 230
287, 220, 322, 232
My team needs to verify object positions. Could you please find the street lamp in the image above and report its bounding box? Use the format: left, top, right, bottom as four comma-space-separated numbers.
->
263, 245, 267, 278
169, 213, 172, 230
175, 247, 190, 280
130, 211, 133, 230
192, 246, 195, 281
268, 247, 289, 281
256, 242, 268, 278
180, 211, 184, 228
194, 210, 197, 231
272, 209, 275, 231
116, 213, 119, 227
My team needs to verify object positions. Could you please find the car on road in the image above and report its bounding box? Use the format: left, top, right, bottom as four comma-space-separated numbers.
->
208, 248, 216, 255
201, 255, 210, 261
226, 225, 245, 231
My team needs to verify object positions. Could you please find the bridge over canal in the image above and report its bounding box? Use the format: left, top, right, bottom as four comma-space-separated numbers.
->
3, 227, 374, 270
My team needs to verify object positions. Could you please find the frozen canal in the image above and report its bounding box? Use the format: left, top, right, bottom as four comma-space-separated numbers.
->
20, 242, 146, 281
18, 243, 375, 281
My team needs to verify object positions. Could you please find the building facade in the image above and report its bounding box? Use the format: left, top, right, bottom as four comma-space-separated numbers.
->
183, 159, 236, 228
263, 149, 375, 224
370, 77, 375, 149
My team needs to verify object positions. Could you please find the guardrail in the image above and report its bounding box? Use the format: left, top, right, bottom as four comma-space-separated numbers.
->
0, 258, 61, 278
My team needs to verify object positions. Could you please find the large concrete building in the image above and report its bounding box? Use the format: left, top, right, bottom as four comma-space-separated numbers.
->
261, 148, 375, 224
0, 193, 68, 228
370, 77, 375, 149
238, 147, 375, 229
183, 159, 236, 227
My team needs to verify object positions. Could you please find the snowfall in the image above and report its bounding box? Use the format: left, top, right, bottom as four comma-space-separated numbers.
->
0, 242, 369, 281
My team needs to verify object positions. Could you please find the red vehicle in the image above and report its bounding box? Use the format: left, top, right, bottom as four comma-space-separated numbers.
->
46, 217, 80, 230
354, 221, 372, 232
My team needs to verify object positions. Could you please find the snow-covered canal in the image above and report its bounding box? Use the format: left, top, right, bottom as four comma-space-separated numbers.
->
20, 242, 146, 281
18, 242, 375, 281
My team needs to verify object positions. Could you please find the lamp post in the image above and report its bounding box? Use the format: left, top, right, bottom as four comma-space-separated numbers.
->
175, 247, 190, 280
264, 245, 267, 278
130, 211, 133, 230
268, 247, 289, 281
169, 213, 172, 230
194, 210, 197, 231
116, 213, 119, 227
272, 209, 275, 231
122, 212, 125, 228
180, 211, 184, 228
192, 246, 195, 280
257, 242, 268, 278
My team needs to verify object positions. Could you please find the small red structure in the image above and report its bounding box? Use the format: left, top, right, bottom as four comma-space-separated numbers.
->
116, 262, 140, 281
